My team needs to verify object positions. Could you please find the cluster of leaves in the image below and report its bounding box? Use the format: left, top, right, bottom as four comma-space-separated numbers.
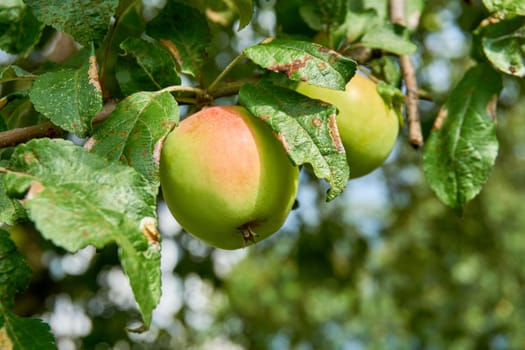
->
423, 1, 525, 212
286, 0, 524, 212
0, 0, 524, 347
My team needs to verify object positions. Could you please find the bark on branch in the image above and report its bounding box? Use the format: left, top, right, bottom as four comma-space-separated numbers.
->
0, 100, 117, 149
390, 0, 424, 148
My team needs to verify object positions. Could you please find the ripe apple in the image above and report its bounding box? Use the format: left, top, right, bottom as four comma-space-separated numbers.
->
159, 105, 299, 250
295, 74, 399, 178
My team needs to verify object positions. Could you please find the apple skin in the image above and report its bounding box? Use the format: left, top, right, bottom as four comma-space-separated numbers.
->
295, 74, 399, 178
160, 106, 299, 250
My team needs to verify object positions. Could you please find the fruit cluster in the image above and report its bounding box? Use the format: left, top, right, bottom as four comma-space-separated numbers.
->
160, 75, 398, 249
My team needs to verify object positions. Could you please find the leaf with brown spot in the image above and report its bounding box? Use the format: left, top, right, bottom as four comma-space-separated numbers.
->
24, 181, 44, 201
88, 54, 102, 93
29, 46, 103, 137
244, 39, 356, 90
3, 139, 161, 327
88, 91, 179, 191
423, 64, 502, 211
239, 79, 348, 201
24, 0, 118, 45
146, 2, 210, 78
479, 15, 525, 77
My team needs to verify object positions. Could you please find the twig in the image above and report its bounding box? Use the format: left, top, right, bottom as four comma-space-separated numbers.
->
0, 100, 117, 149
207, 52, 246, 94
390, 0, 424, 148
210, 78, 260, 99
0, 121, 65, 148
159, 85, 207, 96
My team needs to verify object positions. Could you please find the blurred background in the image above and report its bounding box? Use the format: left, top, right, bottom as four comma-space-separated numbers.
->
3, 0, 525, 349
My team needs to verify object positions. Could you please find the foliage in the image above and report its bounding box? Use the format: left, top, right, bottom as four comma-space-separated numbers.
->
0, 0, 524, 348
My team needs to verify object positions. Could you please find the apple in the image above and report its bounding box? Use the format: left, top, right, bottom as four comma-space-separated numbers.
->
160, 105, 299, 250
295, 73, 399, 178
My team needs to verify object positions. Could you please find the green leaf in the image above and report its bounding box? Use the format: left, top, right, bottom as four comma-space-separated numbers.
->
3, 139, 161, 326
97, 0, 146, 97
481, 16, 525, 77
299, 0, 348, 31
0, 0, 44, 55
0, 309, 56, 350
336, 9, 380, 43
0, 95, 41, 129
87, 91, 179, 189
0, 229, 55, 349
239, 80, 348, 201
376, 81, 405, 127
0, 229, 31, 308
146, 2, 210, 78
360, 0, 390, 20
29, 50, 103, 137
0, 65, 34, 83
0, 163, 26, 225
337, 7, 418, 55
423, 64, 502, 211
406, 0, 425, 29
369, 56, 402, 86
232, 0, 254, 30
361, 24, 418, 55
483, 0, 525, 15
116, 37, 181, 95
244, 39, 357, 90
24, 0, 118, 46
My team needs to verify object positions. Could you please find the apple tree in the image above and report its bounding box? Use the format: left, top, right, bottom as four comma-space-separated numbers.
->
0, 0, 524, 348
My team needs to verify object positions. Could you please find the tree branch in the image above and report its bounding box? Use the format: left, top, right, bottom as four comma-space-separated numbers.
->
0, 100, 117, 149
390, 0, 424, 148
0, 121, 64, 148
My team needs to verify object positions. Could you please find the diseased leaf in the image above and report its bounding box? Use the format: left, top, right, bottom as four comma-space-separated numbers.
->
87, 91, 179, 189
232, 0, 254, 30
0, 0, 44, 55
116, 37, 181, 95
3, 139, 161, 326
481, 16, 525, 77
244, 39, 356, 90
24, 0, 118, 45
0, 309, 56, 350
239, 80, 348, 201
147, 2, 210, 78
423, 64, 502, 211
29, 50, 103, 137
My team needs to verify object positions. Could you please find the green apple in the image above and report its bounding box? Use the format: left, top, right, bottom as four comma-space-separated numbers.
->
295, 74, 399, 178
160, 105, 299, 250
